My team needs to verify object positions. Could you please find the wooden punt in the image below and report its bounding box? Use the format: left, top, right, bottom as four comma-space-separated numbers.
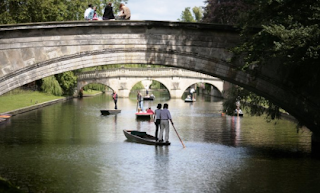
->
184, 98, 196, 102
0, 114, 12, 119
0, 118, 9, 125
123, 130, 170, 146
100, 110, 121, 115
143, 96, 155, 101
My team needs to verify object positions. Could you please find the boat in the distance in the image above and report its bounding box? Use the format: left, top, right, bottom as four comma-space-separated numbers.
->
100, 110, 121, 115
0, 114, 12, 125
184, 95, 196, 102
143, 94, 155, 101
135, 112, 153, 118
123, 130, 170, 146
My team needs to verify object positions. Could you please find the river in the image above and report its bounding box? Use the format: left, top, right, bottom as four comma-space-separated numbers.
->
0, 91, 319, 193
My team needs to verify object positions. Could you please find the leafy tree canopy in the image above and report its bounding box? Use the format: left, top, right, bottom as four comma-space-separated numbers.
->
204, 0, 320, 124
179, 6, 203, 22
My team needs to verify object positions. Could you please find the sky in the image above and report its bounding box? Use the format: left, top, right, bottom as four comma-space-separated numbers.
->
124, 0, 207, 21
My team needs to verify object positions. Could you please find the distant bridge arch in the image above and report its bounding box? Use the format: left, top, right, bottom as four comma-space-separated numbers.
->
77, 68, 224, 98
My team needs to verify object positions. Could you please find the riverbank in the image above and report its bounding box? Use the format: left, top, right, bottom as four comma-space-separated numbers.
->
0, 90, 64, 114
0, 89, 104, 116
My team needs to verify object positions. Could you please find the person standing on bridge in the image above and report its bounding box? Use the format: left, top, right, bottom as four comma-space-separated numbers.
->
112, 91, 118, 109
84, 4, 94, 20
119, 3, 131, 20
92, 6, 99, 20
103, 2, 115, 20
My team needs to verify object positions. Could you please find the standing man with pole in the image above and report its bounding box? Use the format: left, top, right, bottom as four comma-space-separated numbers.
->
159, 103, 173, 143
137, 91, 143, 111
112, 91, 118, 109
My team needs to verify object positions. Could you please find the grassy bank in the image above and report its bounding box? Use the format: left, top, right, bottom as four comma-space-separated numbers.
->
0, 90, 63, 114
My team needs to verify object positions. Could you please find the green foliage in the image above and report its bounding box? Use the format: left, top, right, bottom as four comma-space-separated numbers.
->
205, 0, 320, 123
83, 83, 106, 92
150, 80, 166, 89
179, 7, 195, 22
234, 0, 320, 96
203, 0, 250, 24
223, 86, 281, 120
192, 6, 203, 22
41, 76, 63, 96
55, 71, 77, 95
132, 82, 144, 90
179, 6, 203, 22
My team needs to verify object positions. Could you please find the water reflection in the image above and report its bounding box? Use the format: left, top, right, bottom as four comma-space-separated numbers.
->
0, 91, 317, 193
154, 146, 170, 191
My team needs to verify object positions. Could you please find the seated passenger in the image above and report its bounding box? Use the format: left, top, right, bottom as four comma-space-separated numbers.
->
147, 107, 154, 114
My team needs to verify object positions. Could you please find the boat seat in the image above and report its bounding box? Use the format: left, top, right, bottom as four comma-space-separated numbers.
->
131, 131, 147, 137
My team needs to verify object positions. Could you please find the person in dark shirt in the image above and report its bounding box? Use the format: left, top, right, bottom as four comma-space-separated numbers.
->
137, 91, 143, 111
112, 91, 118, 109
153, 104, 162, 141
103, 2, 115, 20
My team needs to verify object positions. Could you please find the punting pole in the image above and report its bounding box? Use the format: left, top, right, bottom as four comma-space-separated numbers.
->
171, 122, 186, 148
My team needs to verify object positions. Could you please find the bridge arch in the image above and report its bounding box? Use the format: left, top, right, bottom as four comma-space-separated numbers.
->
76, 68, 223, 98
0, 21, 319, 133
78, 80, 117, 93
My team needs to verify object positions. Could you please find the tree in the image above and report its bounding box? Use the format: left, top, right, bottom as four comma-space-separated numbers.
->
55, 71, 77, 95
41, 76, 63, 96
179, 6, 203, 22
205, 0, 320, 124
203, 0, 249, 25
192, 6, 203, 22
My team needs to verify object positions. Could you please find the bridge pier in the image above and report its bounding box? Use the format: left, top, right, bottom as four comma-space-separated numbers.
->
170, 90, 184, 99
117, 89, 130, 98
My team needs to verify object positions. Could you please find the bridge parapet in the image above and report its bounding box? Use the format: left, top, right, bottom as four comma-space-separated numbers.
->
77, 67, 220, 81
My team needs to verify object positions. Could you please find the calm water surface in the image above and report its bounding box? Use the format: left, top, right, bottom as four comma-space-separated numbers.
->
0, 92, 319, 193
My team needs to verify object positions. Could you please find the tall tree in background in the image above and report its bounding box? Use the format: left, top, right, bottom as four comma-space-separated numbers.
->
203, 0, 249, 24
192, 6, 203, 22
179, 6, 203, 22
233, 0, 320, 121
204, 0, 320, 125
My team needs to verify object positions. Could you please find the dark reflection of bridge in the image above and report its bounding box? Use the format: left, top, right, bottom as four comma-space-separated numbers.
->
77, 67, 224, 98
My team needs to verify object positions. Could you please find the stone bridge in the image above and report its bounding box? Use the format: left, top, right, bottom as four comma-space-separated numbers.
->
77, 67, 224, 98
0, 21, 319, 139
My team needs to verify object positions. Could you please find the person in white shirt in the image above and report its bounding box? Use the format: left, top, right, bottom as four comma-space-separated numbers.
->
119, 3, 131, 20
159, 103, 173, 143
84, 4, 94, 20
